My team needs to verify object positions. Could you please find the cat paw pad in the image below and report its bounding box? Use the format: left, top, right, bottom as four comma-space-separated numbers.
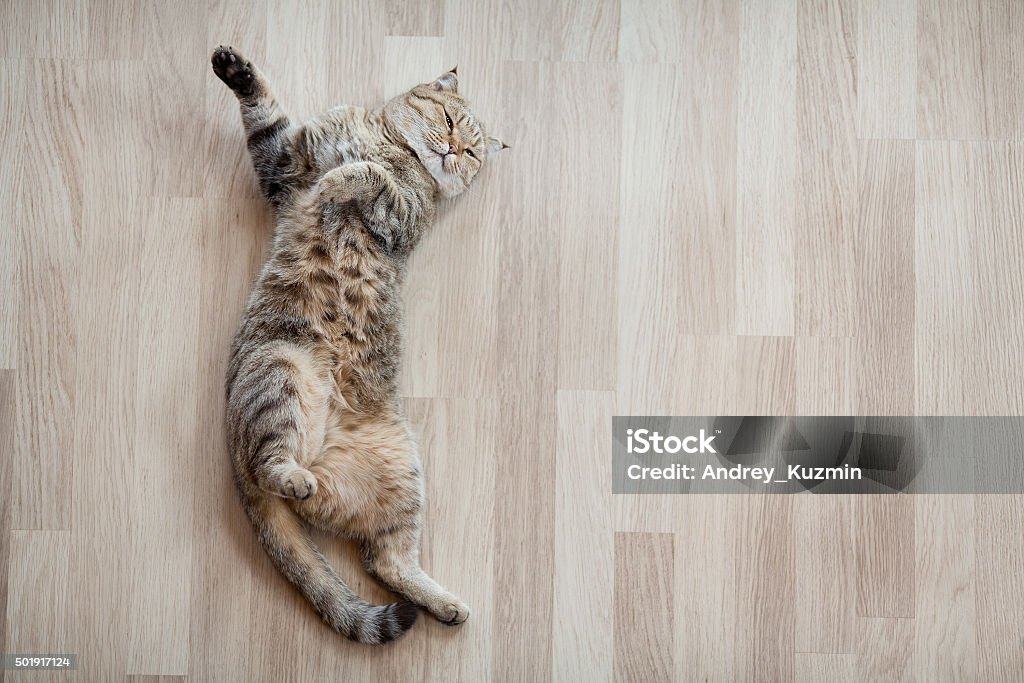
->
212, 46, 257, 97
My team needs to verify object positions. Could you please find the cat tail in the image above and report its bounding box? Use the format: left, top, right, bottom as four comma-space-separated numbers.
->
235, 482, 418, 644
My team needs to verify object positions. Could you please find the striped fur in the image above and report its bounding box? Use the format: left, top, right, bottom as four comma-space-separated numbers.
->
213, 46, 504, 644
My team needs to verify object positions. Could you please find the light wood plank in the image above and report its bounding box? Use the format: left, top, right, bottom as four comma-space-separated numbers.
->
560, 0, 620, 62
619, 0, 691, 64
795, 653, 858, 683
406, 397, 497, 682
126, 199, 203, 675
13, 59, 84, 531
917, 0, 985, 139
83, 0, 205, 197
556, 62, 620, 390
915, 141, 1024, 415
735, 336, 795, 414
856, 496, 915, 618
855, 140, 915, 414
978, 1, 1024, 140
673, 497, 739, 683
732, 496, 795, 682
918, 0, 1024, 140
554, 390, 614, 683
188, 199, 271, 683
794, 496, 856, 655
380, 0, 444, 37
0, 0, 85, 58
68, 193, 143, 680
263, 1, 327, 114
795, 0, 858, 336
856, 0, 916, 139
613, 532, 673, 682
323, 1, 388, 107
0, 59, 25, 369
912, 495, 975, 680
857, 617, 913, 682
3, 531, 71, 683
795, 337, 855, 415
975, 496, 1024, 680
735, 0, 796, 335
490, 61, 558, 681
0, 370, 14, 653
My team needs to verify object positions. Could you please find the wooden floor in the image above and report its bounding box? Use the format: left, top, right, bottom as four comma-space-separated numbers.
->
2, 0, 1024, 680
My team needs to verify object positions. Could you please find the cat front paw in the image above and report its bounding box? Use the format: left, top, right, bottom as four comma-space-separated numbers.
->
211, 46, 258, 98
276, 466, 318, 500
319, 162, 388, 203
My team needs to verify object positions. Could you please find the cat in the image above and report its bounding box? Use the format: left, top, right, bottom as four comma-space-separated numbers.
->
212, 45, 505, 645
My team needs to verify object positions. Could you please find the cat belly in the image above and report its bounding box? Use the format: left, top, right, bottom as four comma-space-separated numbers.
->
291, 407, 423, 536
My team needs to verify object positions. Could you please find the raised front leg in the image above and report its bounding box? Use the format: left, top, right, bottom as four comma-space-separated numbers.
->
211, 46, 295, 207
319, 162, 417, 250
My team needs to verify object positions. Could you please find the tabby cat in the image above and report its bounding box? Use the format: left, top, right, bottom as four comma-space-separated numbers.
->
213, 45, 505, 645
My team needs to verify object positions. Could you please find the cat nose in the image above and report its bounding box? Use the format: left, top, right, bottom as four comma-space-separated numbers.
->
447, 143, 457, 156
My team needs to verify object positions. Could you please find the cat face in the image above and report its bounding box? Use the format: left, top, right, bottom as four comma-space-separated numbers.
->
386, 70, 506, 198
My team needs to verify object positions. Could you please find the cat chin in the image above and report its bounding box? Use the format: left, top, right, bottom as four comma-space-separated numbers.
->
418, 154, 468, 198
435, 174, 468, 199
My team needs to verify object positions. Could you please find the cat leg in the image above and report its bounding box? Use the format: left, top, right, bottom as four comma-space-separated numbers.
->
361, 522, 471, 625
211, 46, 295, 206
318, 162, 417, 249
228, 342, 329, 500
292, 411, 470, 624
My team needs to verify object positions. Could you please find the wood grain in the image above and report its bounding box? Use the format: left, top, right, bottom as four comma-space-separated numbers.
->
554, 391, 614, 682
3, 1, 1024, 680
913, 495, 974, 680
975, 497, 1024, 679
0, 370, 14, 655
794, 496, 856, 655
491, 61, 558, 681
555, 62, 619, 390
735, 0, 796, 336
856, 0, 916, 140
0, 60, 24, 370
613, 532, 673, 682
795, 0, 858, 337
857, 617, 913, 682
126, 199, 203, 676
4, 531, 70, 683
917, 0, 1024, 140
13, 58, 83, 532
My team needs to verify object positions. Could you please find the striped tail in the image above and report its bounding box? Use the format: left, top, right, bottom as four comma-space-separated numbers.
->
236, 483, 418, 644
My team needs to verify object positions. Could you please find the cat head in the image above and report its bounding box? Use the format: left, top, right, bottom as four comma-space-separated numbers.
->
385, 69, 506, 198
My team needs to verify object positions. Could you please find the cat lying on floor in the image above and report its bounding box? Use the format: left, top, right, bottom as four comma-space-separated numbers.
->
213, 45, 505, 644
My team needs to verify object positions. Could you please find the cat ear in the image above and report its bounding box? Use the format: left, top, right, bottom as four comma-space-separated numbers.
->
486, 136, 509, 156
431, 68, 458, 92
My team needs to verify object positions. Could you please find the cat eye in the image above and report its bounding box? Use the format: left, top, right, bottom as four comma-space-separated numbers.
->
466, 149, 476, 159
444, 110, 453, 129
